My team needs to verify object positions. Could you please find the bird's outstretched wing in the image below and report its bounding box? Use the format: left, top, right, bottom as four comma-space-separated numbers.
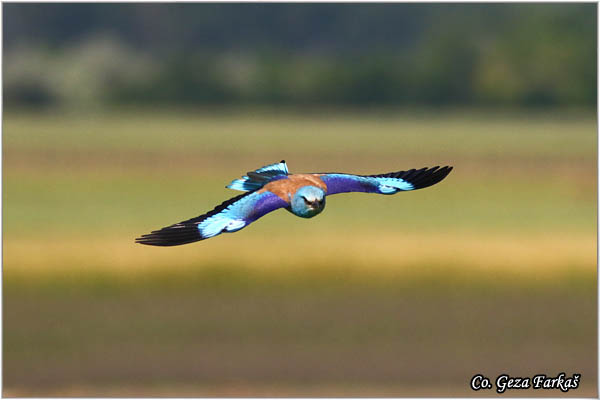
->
320, 166, 452, 195
136, 190, 288, 246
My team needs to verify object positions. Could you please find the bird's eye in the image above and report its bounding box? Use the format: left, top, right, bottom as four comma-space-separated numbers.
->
303, 197, 311, 205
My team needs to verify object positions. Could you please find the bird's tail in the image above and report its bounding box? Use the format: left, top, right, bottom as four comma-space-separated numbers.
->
226, 160, 289, 192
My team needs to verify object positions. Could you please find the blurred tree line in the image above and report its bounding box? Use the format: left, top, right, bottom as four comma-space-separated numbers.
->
4, 3, 596, 109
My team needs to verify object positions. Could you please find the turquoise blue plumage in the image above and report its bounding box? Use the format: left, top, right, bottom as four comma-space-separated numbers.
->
136, 161, 452, 246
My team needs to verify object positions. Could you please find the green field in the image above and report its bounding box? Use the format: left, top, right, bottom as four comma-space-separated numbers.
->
4, 109, 597, 396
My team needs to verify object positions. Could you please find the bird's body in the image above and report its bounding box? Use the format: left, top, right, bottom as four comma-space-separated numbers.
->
262, 174, 326, 203
136, 161, 452, 246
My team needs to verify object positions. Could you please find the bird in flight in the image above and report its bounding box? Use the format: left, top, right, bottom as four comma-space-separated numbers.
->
136, 161, 452, 246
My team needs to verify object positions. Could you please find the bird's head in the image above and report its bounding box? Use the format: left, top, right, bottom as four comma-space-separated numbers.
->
290, 185, 326, 218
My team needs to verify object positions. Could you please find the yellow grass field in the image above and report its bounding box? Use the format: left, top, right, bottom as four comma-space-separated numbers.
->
4, 109, 596, 396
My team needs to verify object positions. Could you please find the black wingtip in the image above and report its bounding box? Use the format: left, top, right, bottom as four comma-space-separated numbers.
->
135, 223, 204, 246
371, 165, 453, 190
409, 165, 452, 189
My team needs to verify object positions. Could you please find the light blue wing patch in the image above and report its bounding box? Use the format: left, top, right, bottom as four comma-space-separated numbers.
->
227, 160, 289, 192
198, 216, 246, 238
373, 177, 414, 194
197, 191, 287, 238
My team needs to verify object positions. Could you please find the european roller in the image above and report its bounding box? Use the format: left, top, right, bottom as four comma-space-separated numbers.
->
136, 161, 452, 246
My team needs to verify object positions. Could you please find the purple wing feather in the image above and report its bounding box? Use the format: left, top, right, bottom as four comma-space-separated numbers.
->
136, 191, 288, 246
321, 166, 452, 195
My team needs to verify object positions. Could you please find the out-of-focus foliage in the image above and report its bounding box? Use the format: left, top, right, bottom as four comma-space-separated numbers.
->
4, 3, 596, 109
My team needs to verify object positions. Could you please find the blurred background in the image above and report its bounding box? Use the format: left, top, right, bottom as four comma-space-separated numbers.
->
3, 3, 596, 397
